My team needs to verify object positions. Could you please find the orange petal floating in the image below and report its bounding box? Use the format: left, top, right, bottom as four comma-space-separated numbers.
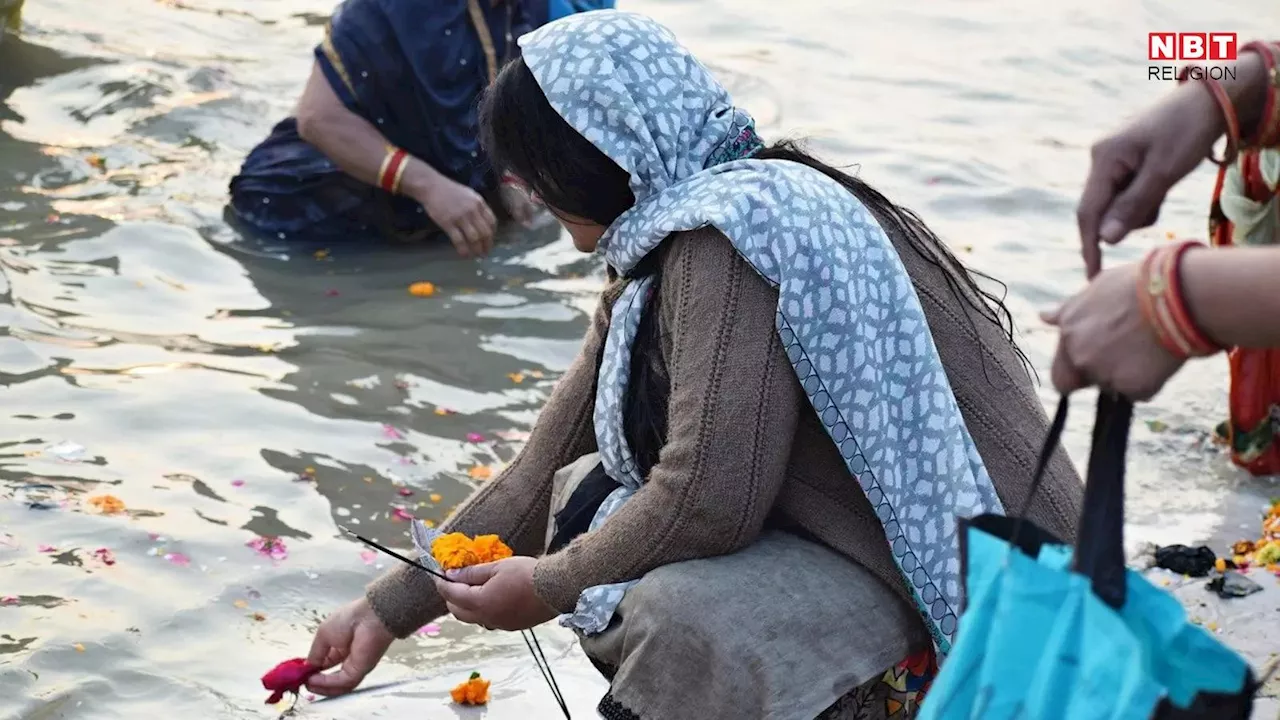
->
450, 671, 490, 706
87, 494, 126, 515
468, 465, 492, 481
408, 281, 437, 297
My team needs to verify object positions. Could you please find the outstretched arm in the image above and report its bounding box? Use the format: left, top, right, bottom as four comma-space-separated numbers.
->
294, 60, 495, 256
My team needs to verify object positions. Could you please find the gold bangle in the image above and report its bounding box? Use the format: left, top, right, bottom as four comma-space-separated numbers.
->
377, 150, 396, 189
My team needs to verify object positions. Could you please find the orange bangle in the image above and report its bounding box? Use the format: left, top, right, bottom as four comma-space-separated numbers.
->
1180, 68, 1241, 166
1136, 250, 1175, 355
1164, 241, 1220, 355
378, 148, 409, 194
1240, 41, 1280, 147
1136, 242, 1221, 360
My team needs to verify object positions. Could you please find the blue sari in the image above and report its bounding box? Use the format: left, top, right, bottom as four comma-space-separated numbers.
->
227, 0, 612, 244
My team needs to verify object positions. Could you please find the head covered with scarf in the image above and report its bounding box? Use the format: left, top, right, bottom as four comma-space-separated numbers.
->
482, 10, 1006, 656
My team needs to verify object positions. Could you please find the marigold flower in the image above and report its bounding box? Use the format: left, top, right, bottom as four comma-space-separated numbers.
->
472, 535, 513, 563
450, 671, 490, 705
408, 281, 437, 297
87, 494, 125, 514
432, 533, 480, 570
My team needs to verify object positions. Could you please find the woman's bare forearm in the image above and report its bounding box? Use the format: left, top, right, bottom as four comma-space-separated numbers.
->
1181, 246, 1280, 348
294, 61, 442, 199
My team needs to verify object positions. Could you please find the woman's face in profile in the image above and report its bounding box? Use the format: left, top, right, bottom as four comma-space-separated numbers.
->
555, 212, 607, 253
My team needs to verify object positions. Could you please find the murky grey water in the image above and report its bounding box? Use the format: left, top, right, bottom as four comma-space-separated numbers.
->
1, 0, 1278, 718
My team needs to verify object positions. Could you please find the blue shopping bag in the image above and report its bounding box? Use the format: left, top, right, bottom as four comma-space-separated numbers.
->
918, 394, 1258, 720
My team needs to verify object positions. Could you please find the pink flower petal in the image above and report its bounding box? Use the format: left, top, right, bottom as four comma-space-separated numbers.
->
381, 424, 405, 440
416, 622, 442, 637
324, 289, 340, 297
466, 433, 485, 443
397, 487, 414, 497
391, 507, 415, 522
92, 548, 116, 566
360, 550, 378, 565
164, 552, 191, 566
246, 536, 288, 561
230, 479, 245, 487
1, 595, 19, 605
37, 545, 57, 553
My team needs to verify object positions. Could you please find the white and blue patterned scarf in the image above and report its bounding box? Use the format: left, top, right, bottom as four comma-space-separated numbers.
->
521, 11, 1004, 656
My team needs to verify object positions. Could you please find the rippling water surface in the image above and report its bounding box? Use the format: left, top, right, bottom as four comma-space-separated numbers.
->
2, 0, 1278, 717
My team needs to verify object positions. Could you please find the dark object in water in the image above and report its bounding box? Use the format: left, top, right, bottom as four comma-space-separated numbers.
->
1154, 544, 1218, 577
1206, 571, 1264, 599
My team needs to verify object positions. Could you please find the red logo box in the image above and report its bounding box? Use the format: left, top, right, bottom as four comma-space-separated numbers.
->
1148, 32, 1237, 61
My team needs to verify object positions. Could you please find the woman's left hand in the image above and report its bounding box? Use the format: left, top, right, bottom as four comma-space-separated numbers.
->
1041, 262, 1187, 401
433, 556, 559, 632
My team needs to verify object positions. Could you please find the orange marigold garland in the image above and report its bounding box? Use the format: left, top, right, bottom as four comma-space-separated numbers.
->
450, 671, 491, 706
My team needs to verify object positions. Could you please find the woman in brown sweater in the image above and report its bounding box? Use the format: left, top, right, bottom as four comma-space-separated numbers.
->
304, 12, 1083, 720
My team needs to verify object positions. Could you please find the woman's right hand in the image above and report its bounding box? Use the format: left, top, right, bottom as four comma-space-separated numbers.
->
416, 175, 497, 259
1077, 51, 1269, 278
305, 597, 396, 696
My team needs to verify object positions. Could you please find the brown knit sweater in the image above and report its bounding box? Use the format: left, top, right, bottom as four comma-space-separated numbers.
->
366, 226, 1084, 638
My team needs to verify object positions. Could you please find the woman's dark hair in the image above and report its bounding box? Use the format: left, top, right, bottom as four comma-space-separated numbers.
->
481, 58, 1029, 478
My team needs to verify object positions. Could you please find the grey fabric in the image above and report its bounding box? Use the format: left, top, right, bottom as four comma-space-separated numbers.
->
580, 531, 931, 720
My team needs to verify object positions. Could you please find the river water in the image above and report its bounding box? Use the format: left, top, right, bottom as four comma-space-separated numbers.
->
1, 1, 1278, 718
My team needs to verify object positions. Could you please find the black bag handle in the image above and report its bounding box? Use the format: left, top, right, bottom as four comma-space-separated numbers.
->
1017, 392, 1134, 609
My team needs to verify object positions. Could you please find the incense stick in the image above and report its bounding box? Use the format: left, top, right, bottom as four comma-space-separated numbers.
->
347, 530, 572, 719
347, 531, 449, 581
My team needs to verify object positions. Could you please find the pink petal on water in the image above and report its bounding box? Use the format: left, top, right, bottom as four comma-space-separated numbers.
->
465, 433, 485, 443
37, 545, 57, 553
391, 507, 415, 522
397, 487, 414, 497
92, 548, 116, 566
381, 424, 405, 440
164, 552, 190, 566
416, 622, 442, 637
360, 550, 378, 565
246, 536, 288, 561
1, 595, 19, 605
230, 479, 245, 487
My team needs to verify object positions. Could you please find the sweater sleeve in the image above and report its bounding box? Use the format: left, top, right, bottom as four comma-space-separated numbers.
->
532, 230, 803, 613
365, 296, 608, 638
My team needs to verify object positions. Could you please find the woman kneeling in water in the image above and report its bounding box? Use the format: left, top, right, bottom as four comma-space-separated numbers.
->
305, 11, 1082, 719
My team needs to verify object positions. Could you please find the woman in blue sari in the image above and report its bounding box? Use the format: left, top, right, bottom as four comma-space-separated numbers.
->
227, 0, 611, 257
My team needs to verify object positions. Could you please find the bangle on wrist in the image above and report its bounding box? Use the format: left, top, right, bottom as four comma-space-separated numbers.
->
378, 147, 410, 195
1136, 241, 1222, 360
1179, 66, 1242, 166
1239, 41, 1280, 148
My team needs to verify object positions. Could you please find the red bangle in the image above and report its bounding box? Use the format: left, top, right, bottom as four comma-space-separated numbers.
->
1179, 68, 1241, 166
1239, 41, 1280, 148
1136, 241, 1221, 360
378, 148, 409, 194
